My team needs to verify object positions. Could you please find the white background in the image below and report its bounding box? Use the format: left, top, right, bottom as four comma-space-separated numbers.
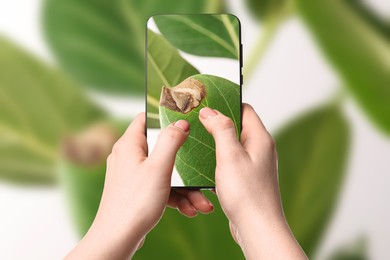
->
1, 0, 390, 259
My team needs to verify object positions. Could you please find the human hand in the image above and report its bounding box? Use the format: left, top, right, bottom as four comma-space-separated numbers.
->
199, 104, 307, 259
66, 113, 213, 259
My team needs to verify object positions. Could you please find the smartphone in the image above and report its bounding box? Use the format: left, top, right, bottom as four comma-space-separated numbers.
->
146, 14, 242, 189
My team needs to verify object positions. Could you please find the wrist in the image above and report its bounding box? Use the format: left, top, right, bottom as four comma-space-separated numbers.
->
233, 209, 306, 259
233, 196, 286, 232
68, 213, 145, 259
235, 206, 288, 238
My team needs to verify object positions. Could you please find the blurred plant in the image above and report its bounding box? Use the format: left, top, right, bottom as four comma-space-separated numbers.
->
0, 0, 388, 259
0, 36, 105, 184
42, 0, 225, 95
296, 0, 390, 135
276, 103, 349, 256
327, 236, 367, 260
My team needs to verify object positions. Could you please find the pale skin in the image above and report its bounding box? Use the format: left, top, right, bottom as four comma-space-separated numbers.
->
66, 104, 307, 260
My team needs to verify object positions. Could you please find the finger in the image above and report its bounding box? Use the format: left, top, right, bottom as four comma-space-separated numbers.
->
148, 120, 190, 173
167, 191, 198, 218
168, 191, 198, 217
137, 237, 145, 250
176, 190, 214, 214
199, 107, 242, 161
240, 104, 273, 157
112, 113, 147, 161
167, 190, 181, 208
177, 196, 197, 217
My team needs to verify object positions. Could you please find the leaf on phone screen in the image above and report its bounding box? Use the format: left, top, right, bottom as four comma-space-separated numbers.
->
147, 30, 199, 128
275, 104, 350, 257
159, 74, 241, 186
0, 37, 105, 184
154, 14, 240, 59
296, 0, 390, 135
42, 0, 225, 95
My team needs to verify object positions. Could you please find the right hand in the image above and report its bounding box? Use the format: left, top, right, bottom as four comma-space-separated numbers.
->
199, 104, 282, 233
199, 104, 307, 259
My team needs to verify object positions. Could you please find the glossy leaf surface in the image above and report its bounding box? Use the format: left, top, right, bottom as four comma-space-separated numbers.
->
154, 14, 240, 59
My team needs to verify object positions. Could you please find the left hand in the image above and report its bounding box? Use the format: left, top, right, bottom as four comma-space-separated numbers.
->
66, 113, 214, 259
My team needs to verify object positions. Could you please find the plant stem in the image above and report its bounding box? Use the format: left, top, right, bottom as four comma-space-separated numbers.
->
204, 0, 224, 13
147, 94, 160, 108
243, 4, 293, 83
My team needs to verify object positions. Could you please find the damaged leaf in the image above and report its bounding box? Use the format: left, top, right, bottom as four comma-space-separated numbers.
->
160, 78, 206, 114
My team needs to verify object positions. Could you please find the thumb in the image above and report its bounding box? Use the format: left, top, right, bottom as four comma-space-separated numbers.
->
199, 107, 242, 161
148, 120, 189, 173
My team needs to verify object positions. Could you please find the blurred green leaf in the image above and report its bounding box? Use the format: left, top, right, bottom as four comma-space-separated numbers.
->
296, 0, 390, 135
275, 104, 350, 257
154, 14, 240, 59
160, 74, 240, 186
346, 0, 390, 41
59, 119, 127, 235
59, 160, 106, 236
147, 30, 199, 128
327, 236, 367, 260
134, 192, 244, 259
245, 0, 286, 21
0, 37, 105, 184
43, 0, 225, 95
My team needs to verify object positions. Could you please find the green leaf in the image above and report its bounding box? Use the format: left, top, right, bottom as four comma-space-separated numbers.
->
275, 104, 350, 257
159, 74, 241, 186
58, 160, 106, 236
345, 0, 390, 41
154, 14, 240, 59
245, 0, 287, 21
327, 236, 367, 260
0, 37, 105, 184
296, 0, 390, 135
43, 0, 225, 95
134, 193, 244, 259
147, 30, 199, 128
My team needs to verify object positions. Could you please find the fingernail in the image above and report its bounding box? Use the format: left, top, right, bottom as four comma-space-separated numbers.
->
200, 107, 217, 119
174, 120, 190, 132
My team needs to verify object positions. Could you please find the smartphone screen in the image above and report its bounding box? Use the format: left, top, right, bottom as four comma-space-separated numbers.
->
146, 14, 242, 188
